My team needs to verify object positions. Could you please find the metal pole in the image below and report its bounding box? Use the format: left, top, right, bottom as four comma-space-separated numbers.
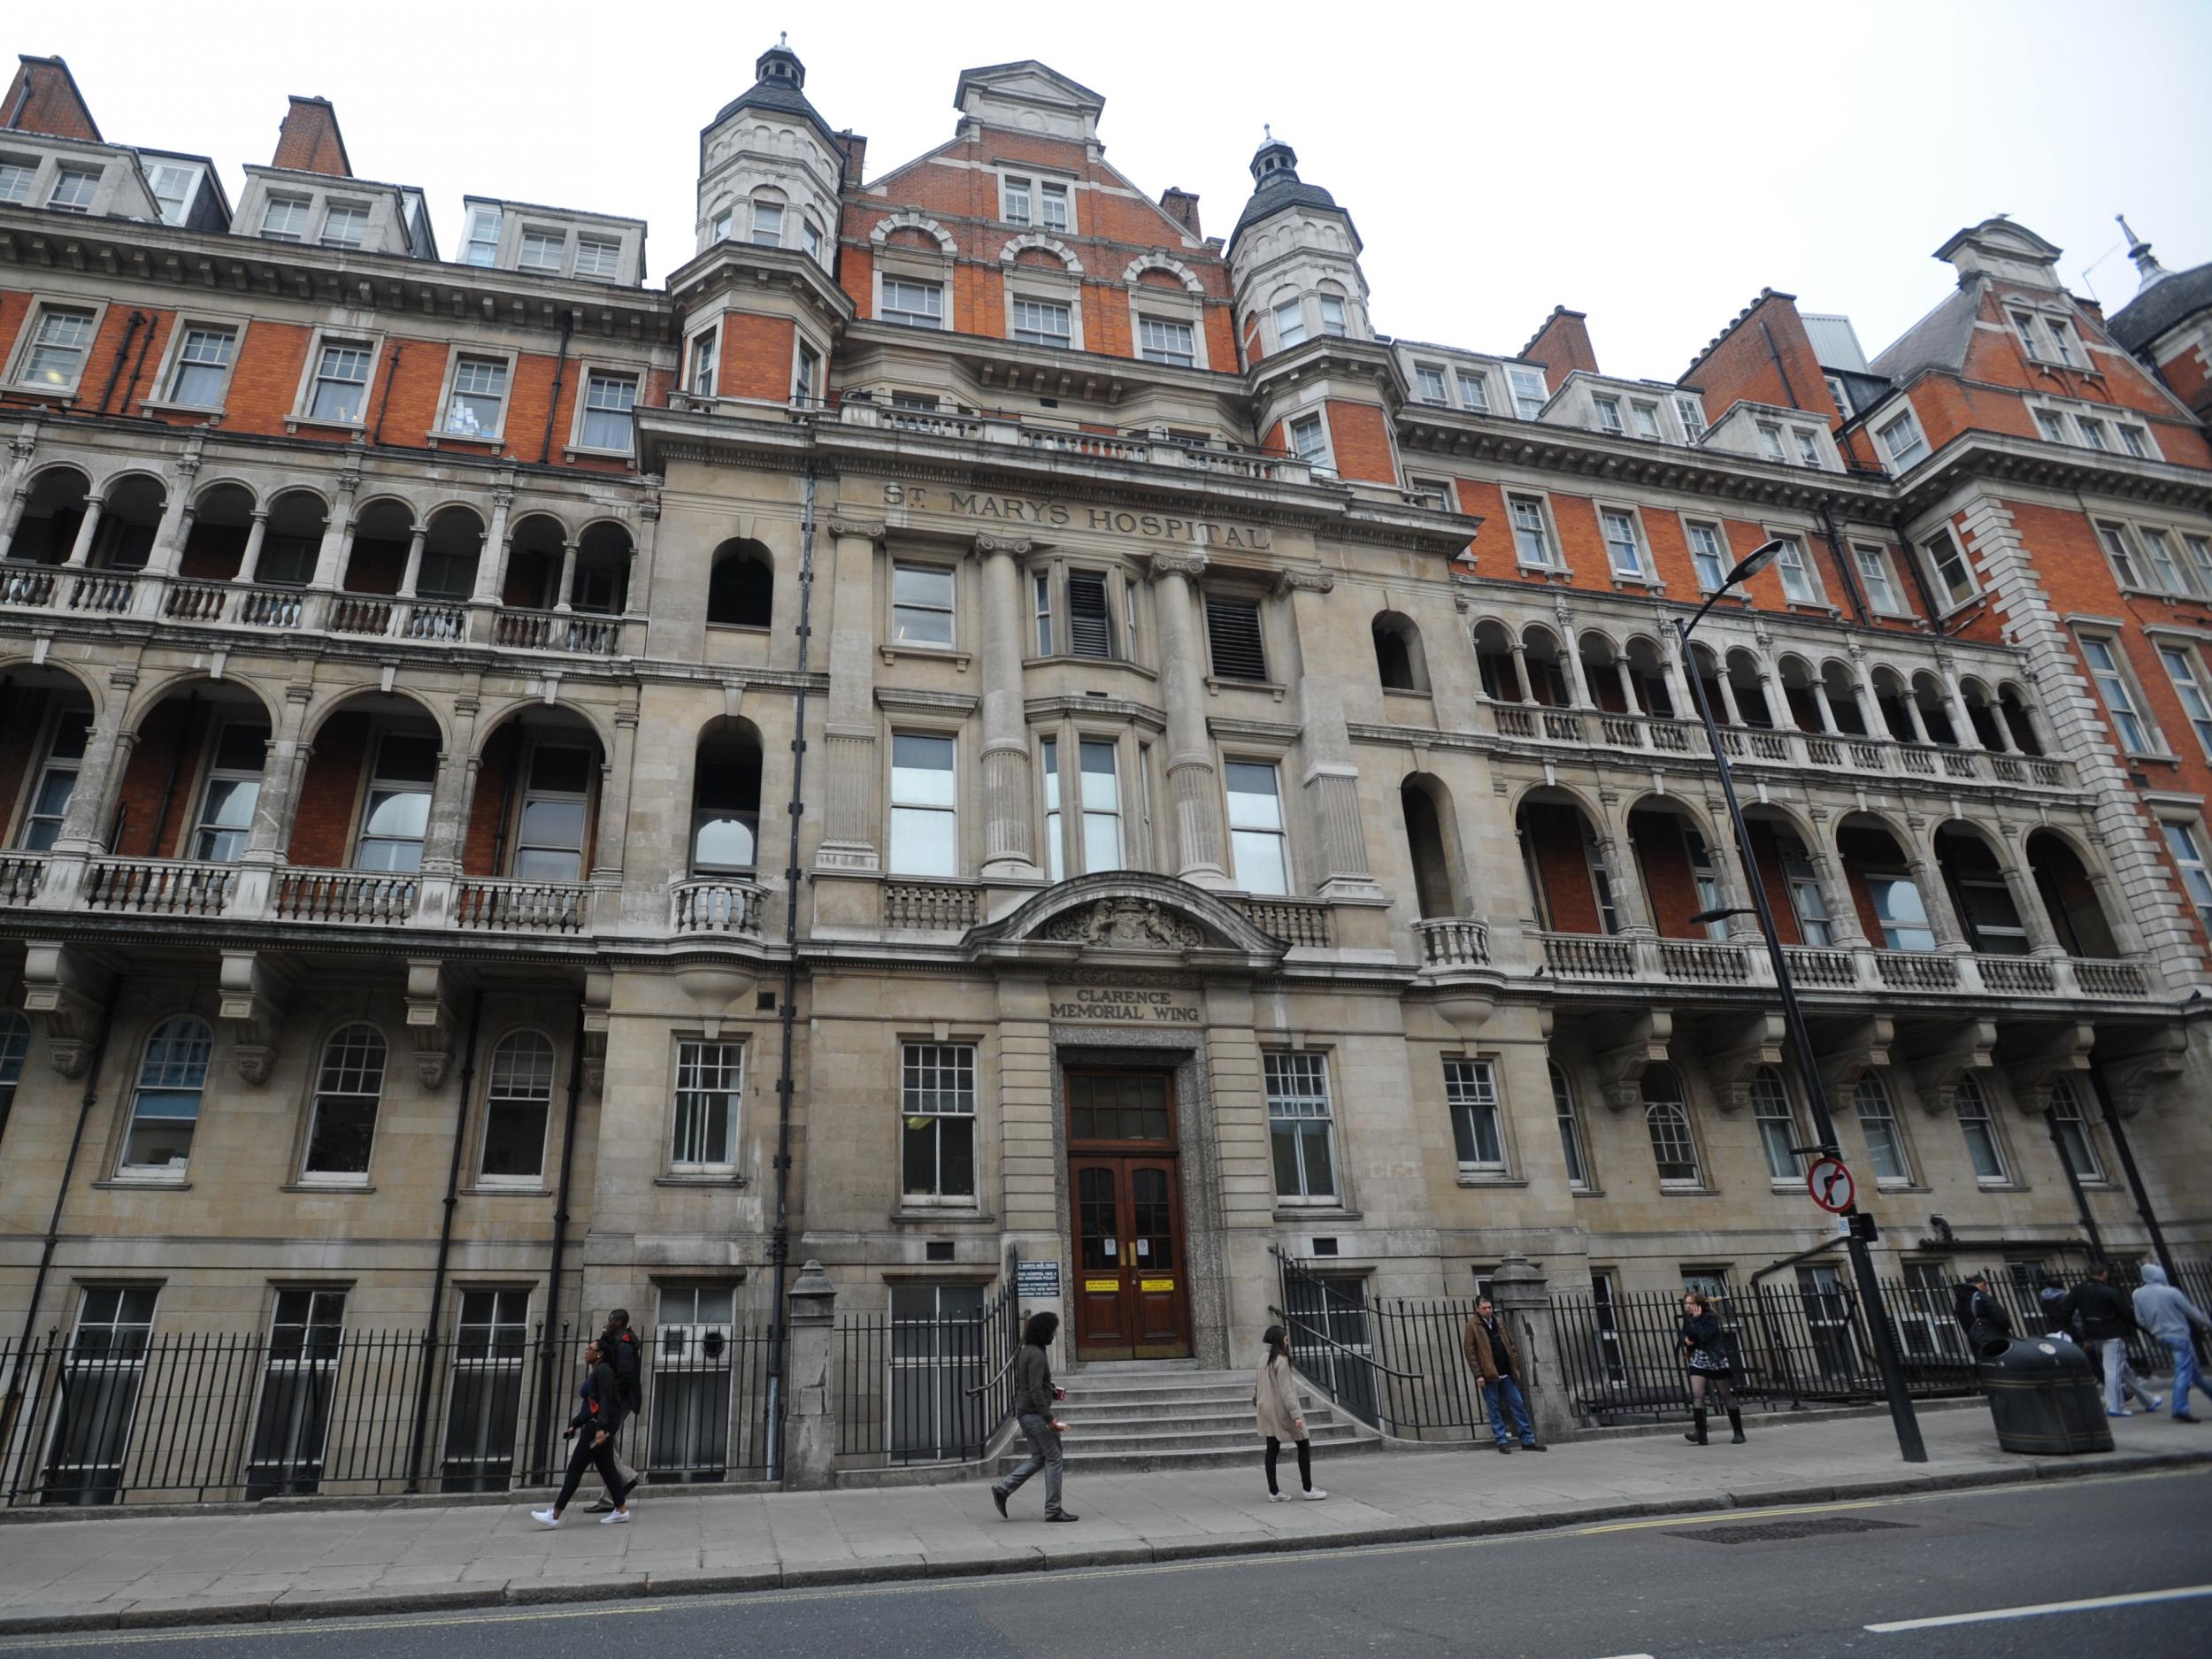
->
2085, 1066, 2177, 1282
1676, 613, 1926, 1463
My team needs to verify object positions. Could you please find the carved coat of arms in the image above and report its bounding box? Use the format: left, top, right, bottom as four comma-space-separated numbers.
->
1043, 897, 1204, 950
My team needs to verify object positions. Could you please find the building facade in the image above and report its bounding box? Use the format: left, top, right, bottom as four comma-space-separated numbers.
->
2, 46, 2209, 1484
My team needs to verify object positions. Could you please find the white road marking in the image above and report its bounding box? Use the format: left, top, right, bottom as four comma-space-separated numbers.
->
1866, 1583, 2212, 1632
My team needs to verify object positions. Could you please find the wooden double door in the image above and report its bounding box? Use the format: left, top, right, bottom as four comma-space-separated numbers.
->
1066, 1069, 1192, 1360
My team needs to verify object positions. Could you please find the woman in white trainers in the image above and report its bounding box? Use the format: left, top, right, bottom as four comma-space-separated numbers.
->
1254, 1323, 1325, 1502
532, 1339, 633, 1528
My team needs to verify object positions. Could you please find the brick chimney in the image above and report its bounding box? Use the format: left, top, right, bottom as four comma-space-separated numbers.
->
272, 96, 352, 177
1159, 188, 1202, 240
1517, 306, 1600, 378
838, 130, 868, 188
3, 55, 101, 142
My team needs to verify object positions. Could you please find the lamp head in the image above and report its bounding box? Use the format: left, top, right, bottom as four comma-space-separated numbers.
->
1727, 538, 1793, 587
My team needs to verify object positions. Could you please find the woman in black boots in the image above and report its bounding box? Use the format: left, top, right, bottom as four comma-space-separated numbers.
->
1678, 1291, 1745, 1446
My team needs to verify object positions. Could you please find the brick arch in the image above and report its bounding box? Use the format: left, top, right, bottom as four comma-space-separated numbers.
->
1121, 254, 1203, 294
998, 234, 1081, 274
870, 211, 955, 254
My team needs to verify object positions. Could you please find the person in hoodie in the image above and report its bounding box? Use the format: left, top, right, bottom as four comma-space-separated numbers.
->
2073, 1262, 2161, 1417
2037, 1272, 2079, 1343
533, 1339, 632, 1527
2131, 1264, 2212, 1423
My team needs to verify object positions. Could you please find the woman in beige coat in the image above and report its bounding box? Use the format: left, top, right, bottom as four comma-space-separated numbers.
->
1253, 1324, 1326, 1502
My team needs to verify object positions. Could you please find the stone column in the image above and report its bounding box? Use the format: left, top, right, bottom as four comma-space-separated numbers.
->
1508, 641, 1534, 703
977, 534, 1038, 879
818, 518, 885, 871
1762, 660, 1801, 730
60, 495, 104, 567
242, 684, 314, 864
1614, 660, 1641, 716
1807, 811, 1868, 947
419, 695, 481, 876
1712, 667, 1745, 727
1490, 1256, 1576, 1446
1594, 794, 1654, 936
1900, 689, 1933, 746
472, 477, 517, 605
0, 483, 30, 565
397, 526, 427, 597
53, 672, 139, 856
1938, 658, 1983, 749
0, 419, 39, 559
1660, 634, 1695, 721
1999, 842, 2063, 956
142, 446, 200, 579
552, 540, 579, 612
780, 1260, 837, 1491
1811, 683, 1841, 734
1905, 819, 1968, 951
1279, 569, 1373, 895
1148, 551, 1227, 887
590, 702, 639, 882
310, 472, 361, 590
1555, 607, 1596, 710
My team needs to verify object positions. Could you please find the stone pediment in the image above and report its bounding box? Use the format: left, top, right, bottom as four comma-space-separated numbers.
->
965, 873, 1286, 966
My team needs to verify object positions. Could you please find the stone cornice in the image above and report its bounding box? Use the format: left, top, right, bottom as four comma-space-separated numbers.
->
1895, 429, 2212, 517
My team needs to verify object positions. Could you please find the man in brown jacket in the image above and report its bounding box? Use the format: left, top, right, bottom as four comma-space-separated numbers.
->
1464, 1297, 1544, 1453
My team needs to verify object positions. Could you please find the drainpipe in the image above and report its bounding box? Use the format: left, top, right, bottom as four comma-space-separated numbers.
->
119, 318, 156, 419
530, 998, 589, 1483
1818, 503, 1870, 627
4, 994, 117, 1435
2085, 1067, 2176, 1282
96, 312, 145, 416
371, 344, 403, 448
537, 314, 574, 465
763, 463, 818, 1482
1759, 319, 1803, 411
404, 987, 484, 1494
1890, 512, 1948, 627
2042, 1107, 2107, 1260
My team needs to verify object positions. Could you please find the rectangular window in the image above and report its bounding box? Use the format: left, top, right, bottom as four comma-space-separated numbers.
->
1225, 761, 1288, 894
308, 340, 373, 423
672, 1040, 741, 1170
2094, 521, 2144, 588
1955, 1075, 2006, 1184
165, 326, 236, 407
1675, 394, 1707, 440
462, 205, 502, 266
1793, 427, 1823, 466
2142, 528, 2194, 595
1593, 395, 1624, 434
1139, 316, 1195, 367
1631, 400, 1663, 439
891, 562, 955, 644
902, 1042, 976, 1199
2160, 648, 2212, 757
1509, 495, 1555, 569
1010, 297, 1071, 349
580, 371, 638, 452
356, 733, 437, 872
1066, 570, 1114, 659
1205, 595, 1267, 681
881, 278, 944, 329
1757, 422, 1786, 463
2045, 315, 2083, 367
1878, 410, 1928, 470
1866, 873, 1936, 952
245, 1288, 346, 1497
2033, 408, 2070, 442
709, 210, 732, 242
0, 160, 34, 204
2078, 415, 2111, 451
1854, 1075, 1909, 1183
1287, 413, 1329, 470
261, 196, 310, 241
1445, 1058, 1505, 1172
1550, 1064, 1587, 1188
50, 1285, 159, 1500
2119, 424, 2153, 459
1265, 1051, 1338, 1200
749, 202, 783, 246
1040, 181, 1070, 232
2081, 635, 2153, 753
1825, 376, 1853, 419
517, 228, 565, 271
1777, 834, 1832, 947
574, 234, 620, 277
889, 733, 957, 876
1774, 535, 1819, 603
1001, 175, 1031, 226
48, 165, 99, 212
1599, 508, 1644, 578
1852, 543, 1901, 613
1317, 295, 1348, 337
1041, 735, 1064, 882
2162, 818, 2212, 931
514, 744, 591, 880
1274, 298, 1307, 348
20, 305, 96, 390
1455, 369, 1488, 411
795, 342, 821, 403
1686, 521, 1728, 590
1922, 527, 1976, 607
193, 720, 268, 863
1033, 572, 1054, 657
687, 329, 718, 395
803, 218, 822, 262
1079, 739, 1123, 872
2188, 534, 2212, 594
319, 204, 367, 250
1957, 876, 2030, 954
1416, 365, 1449, 405
149, 165, 196, 226
443, 355, 508, 436
1751, 1070, 1800, 1180
19, 709, 90, 852
1508, 366, 1548, 419
2048, 1080, 2102, 1181
1684, 826, 1724, 939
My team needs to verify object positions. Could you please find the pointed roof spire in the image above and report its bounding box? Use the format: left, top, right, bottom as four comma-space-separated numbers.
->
2118, 213, 2171, 292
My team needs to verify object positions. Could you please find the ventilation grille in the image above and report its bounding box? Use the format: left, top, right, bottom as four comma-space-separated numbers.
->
1068, 572, 1114, 658
1206, 596, 1267, 681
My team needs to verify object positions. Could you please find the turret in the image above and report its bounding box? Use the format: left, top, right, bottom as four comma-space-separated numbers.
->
695, 37, 842, 265
1226, 130, 1371, 364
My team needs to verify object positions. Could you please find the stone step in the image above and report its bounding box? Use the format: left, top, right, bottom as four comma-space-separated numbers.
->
1055, 1402, 1317, 1428
1056, 1386, 1257, 1410
996, 1435, 1383, 1479
1064, 1421, 1364, 1451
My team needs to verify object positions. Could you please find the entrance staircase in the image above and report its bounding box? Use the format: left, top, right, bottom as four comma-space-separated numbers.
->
998, 1359, 1376, 1476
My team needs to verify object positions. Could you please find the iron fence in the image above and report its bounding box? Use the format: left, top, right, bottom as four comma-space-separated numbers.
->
0, 1321, 768, 1509
1270, 1248, 1491, 1440
833, 1266, 1022, 1466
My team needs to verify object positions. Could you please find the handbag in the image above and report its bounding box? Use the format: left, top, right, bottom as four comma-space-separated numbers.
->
1687, 1344, 1723, 1372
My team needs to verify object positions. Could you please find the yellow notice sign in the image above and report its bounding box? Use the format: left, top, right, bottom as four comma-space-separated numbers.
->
1084, 1279, 1119, 1294
1140, 1278, 1175, 1293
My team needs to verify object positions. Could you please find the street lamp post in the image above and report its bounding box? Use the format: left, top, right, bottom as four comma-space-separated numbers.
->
1675, 541, 1928, 1465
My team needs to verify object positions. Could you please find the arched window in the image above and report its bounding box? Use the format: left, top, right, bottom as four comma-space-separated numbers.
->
1549, 1062, 1587, 1189
303, 1024, 388, 1180
480, 1032, 557, 1185
1641, 1064, 1700, 1187
1372, 612, 1426, 692
1955, 1073, 2006, 1184
0, 1009, 28, 1138
1402, 775, 1460, 919
1749, 1066, 1799, 1180
1852, 1072, 1909, 1184
121, 1016, 213, 1175
708, 541, 774, 627
693, 726, 763, 875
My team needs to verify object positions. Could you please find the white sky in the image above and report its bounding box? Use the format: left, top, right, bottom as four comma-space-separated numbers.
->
42, 0, 2212, 382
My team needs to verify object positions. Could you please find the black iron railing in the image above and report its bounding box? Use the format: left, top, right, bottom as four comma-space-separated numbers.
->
833, 1260, 1022, 1465
0, 1322, 768, 1509
1271, 1248, 1488, 1440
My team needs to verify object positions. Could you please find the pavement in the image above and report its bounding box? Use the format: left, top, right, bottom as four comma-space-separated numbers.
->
2, 1406, 2208, 1636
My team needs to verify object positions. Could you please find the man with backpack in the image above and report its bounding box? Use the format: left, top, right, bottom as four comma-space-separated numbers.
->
587, 1309, 647, 1513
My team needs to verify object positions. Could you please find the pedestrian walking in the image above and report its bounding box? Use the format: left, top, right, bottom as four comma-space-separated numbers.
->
532, 1339, 633, 1527
1253, 1323, 1326, 1501
1678, 1290, 1744, 1446
2037, 1272, 2079, 1342
2074, 1262, 2161, 1417
1954, 1271, 2013, 1352
1463, 1295, 1544, 1453
587, 1309, 647, 1514
990, 1311, 1076, 1522
2131, 1264, 2212, 1424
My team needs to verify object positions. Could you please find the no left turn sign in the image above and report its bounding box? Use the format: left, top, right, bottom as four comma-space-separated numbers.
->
1807, 1156, 1855, 1214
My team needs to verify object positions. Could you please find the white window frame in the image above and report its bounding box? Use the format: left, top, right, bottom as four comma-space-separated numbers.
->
1508, 365, 1548, 420
1641, 1069, 1702, 1189
1224, 757, 1290, 895
1596, 503, 1648, 580
1415, 363, 1449, 406
118, 1015, 212, 1179
286, 326, 384, 430
47, 163, 101, 213
0, 156, 37, 205
2078, 632, 2160, 756
1630, 399, 1663, 440
1955, 1072, 2008, 1187
573, 234, 621, 279
671, 1038, 742, 1175
1040, 731, 1127, 881
901, 1041, 978, 1202
1549, 1063, 1589, 1190
1445, 1056, 1508, 1176
511, 741, 593, 880
1853, 1071, 1912, 1187
1683, 518, 1730, 592
2160, 816, 2212, 933
432, 347, 517, 442
1265, 1049, 1340, 1203
794, 337, 822, 405
1793, 426, 1824, 467
2140, 526, 2197, 596
1317, 292, 1349, 338
1593, 394, 1625, 435
2047, 1079, 2104, 1183
318, 201, 370, 251
478, 1030, 557, 1187
5, 297, 107, 396
1271, 295, 1309, 350
1878, 406, 1929, 472
749, 198, 784, 249
300, 1022, 388, 1185
887, 730, 960, 878
148, 317, 243, 411
17, 705, 89, 852
1508, 492, 1560, 571
1824, 375, 1853, 420
1850, 541, 1905, 615
1770, 532, 1823, 605
260, 195, 311, 242
192, 717, 266, 864
462, 204, 503, 266
1009, 293, 1075, 351
879, 273, 947, 330
147, 164, 198, 226
1675, 394, 1708, 440
1138, 314, 1197, 368
2093, 520, 2147, 590
567, 362, 641, 457
686, 324, 720, 397
1286, 411, 1333, 474
1455, 368, 1490, 412
2009, 307, 2085, 369
1919, 525, 1978, 610
354, 731, 438, 872
890, 560, 956, 647
1750, 1066, 1801, 1184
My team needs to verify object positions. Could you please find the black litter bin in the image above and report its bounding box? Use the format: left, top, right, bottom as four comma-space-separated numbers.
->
1978, 1335, 2114, 1455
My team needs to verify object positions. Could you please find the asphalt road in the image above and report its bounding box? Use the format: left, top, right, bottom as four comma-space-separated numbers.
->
3, 1469, 2207, 1659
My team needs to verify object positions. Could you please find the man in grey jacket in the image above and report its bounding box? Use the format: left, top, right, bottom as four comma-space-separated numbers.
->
2131, 1264, 2212, 1423
991, 1311, 1076, 1522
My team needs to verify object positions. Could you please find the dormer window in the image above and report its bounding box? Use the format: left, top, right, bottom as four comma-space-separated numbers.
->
0, 160, 32, 204
461, 205, 502, 266
519, 228, 565, 272
1455, 370, 1489, 412
1793, 427, 1822, 467
1675, 394, 1707, 440
262, 196, 310, 241
1318, 295, 1348, 337
1878, 408, 1928, 471
2010, 309, 2085, 368
148, 165, 197, 226
1594, 395, 1624, 434
1757, 422, 1786, 462
574, 234, 619, 278
48, 165, 98, 213
320, 204, 367, 250
1508, 366, 1547, 419
1824, 376, 1853, 419
751, 200, 783, 247
1416, 365, 1448, 405
1631, 401, 1662, 439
